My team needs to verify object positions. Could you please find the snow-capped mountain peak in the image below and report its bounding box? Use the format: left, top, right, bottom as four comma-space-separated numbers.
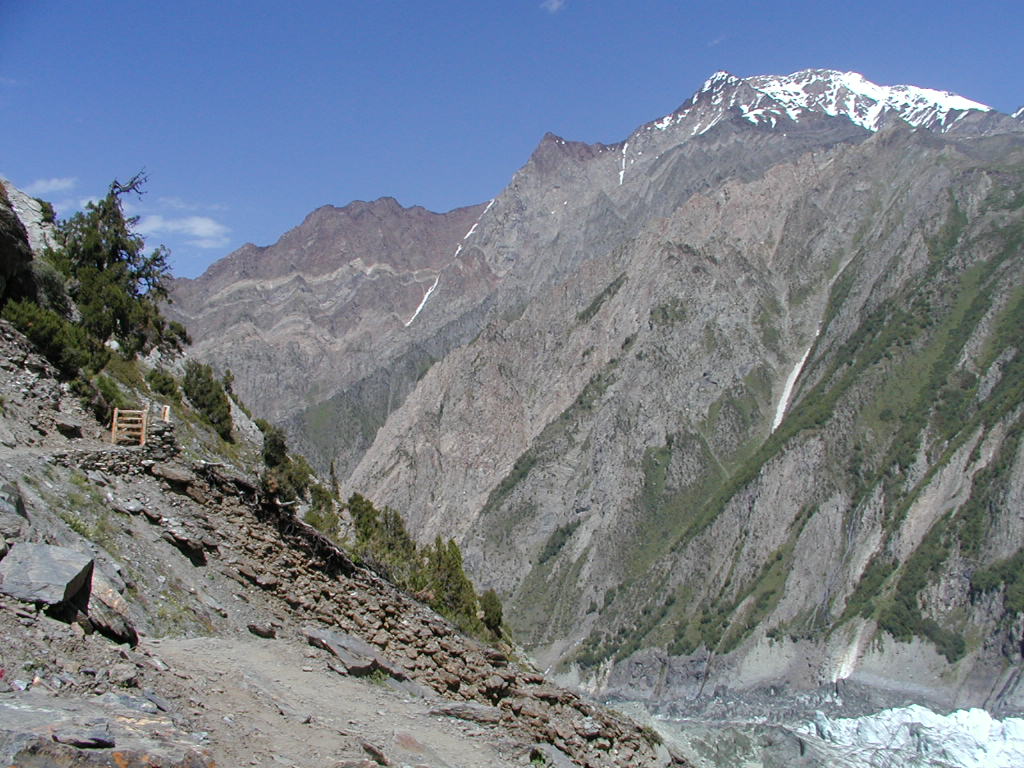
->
749, 69, 988, 130
1013, 106, 1024, 121
686, 68, 991, 133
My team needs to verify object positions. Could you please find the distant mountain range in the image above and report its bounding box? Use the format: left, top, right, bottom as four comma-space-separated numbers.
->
170, 69, 1024, 715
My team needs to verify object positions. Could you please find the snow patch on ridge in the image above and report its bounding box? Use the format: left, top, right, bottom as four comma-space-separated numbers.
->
741, 69, 989, 132
405, 198, 493, 328
461, 198, 494, 241
772, 328, 820, 431
644, 69, 991, 140
404, 273, 440, 327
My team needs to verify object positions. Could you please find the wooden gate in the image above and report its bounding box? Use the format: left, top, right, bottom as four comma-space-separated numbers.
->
110, 405, 171, 446
111, 408, 148, 445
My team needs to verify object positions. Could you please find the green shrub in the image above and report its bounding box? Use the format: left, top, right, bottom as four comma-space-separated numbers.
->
167, 321, 192, 348
480, 588, 503, 635
146, 367, 179, 400
426, 536, 480, 633
577, 272, 626, 323
257, 421, 315, 501
182, 360, 232, 440
261, 422, 289, 468
34, 198, 56, 224
877, 517, 965, 662
304, 486, 340, 537
95, 374, 135, 411
538, 520, 580, 564
2, 298, 108, 377
345, 493, 490, 640
971, 549, 1024, 615
30, 256, 71, 314
842, 555, 897, 621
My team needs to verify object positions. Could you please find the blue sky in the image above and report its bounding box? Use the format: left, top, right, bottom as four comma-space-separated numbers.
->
2, 1, 1021, 278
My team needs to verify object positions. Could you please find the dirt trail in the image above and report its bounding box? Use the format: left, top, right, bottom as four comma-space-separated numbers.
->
153, 635, 521, 767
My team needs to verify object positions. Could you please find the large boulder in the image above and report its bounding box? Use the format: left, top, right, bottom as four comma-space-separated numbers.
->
0, 543, 93, 606
88, 569, 138, 646
150, 462, 195, 486
0, 181, 36, 306
305, 626, 407, 680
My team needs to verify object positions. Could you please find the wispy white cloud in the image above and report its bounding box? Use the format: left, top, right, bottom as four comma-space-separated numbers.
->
156, 195, 228, 212
136, 214, 230, 248
541, 0, 566, 13
707, 35, 726, 48
147, 196, 228, 215
24, 176, 77, 196
156, 196, 198, 211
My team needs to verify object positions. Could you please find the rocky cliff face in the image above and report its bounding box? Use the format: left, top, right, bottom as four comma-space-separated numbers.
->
0, 179, 42, 306
175, 70, 1024, 714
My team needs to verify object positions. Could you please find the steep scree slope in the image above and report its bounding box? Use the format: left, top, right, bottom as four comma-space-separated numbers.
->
344, 78, 1024, 710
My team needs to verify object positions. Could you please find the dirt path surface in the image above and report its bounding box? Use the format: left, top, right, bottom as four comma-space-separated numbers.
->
153, 635, 521, 767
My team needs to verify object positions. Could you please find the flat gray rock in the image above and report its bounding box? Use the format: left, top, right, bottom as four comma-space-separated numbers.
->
305, 626, 406, 680
0, 481, 28, 540
150, 462, 195, 486
54, 415, 83, 438
0, 690, 214, 766
52, 720, 114, 749
0, 542, 92, 605
117, 498, 145, 514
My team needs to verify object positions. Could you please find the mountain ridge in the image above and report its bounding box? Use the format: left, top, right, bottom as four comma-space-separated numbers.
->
170, 69, 1024, 722
167, 196, 490, 428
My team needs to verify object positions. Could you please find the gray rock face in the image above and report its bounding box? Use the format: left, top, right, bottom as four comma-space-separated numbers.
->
0, 177, 58, 257
0, 543, 93, 606
0, 481, 28, 541
0, 181, 35, 306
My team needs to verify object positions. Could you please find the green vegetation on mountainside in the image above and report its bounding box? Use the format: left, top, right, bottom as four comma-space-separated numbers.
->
340, 491, 507, 643
257, 421, 507, 645
573, 159, 1024, 668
